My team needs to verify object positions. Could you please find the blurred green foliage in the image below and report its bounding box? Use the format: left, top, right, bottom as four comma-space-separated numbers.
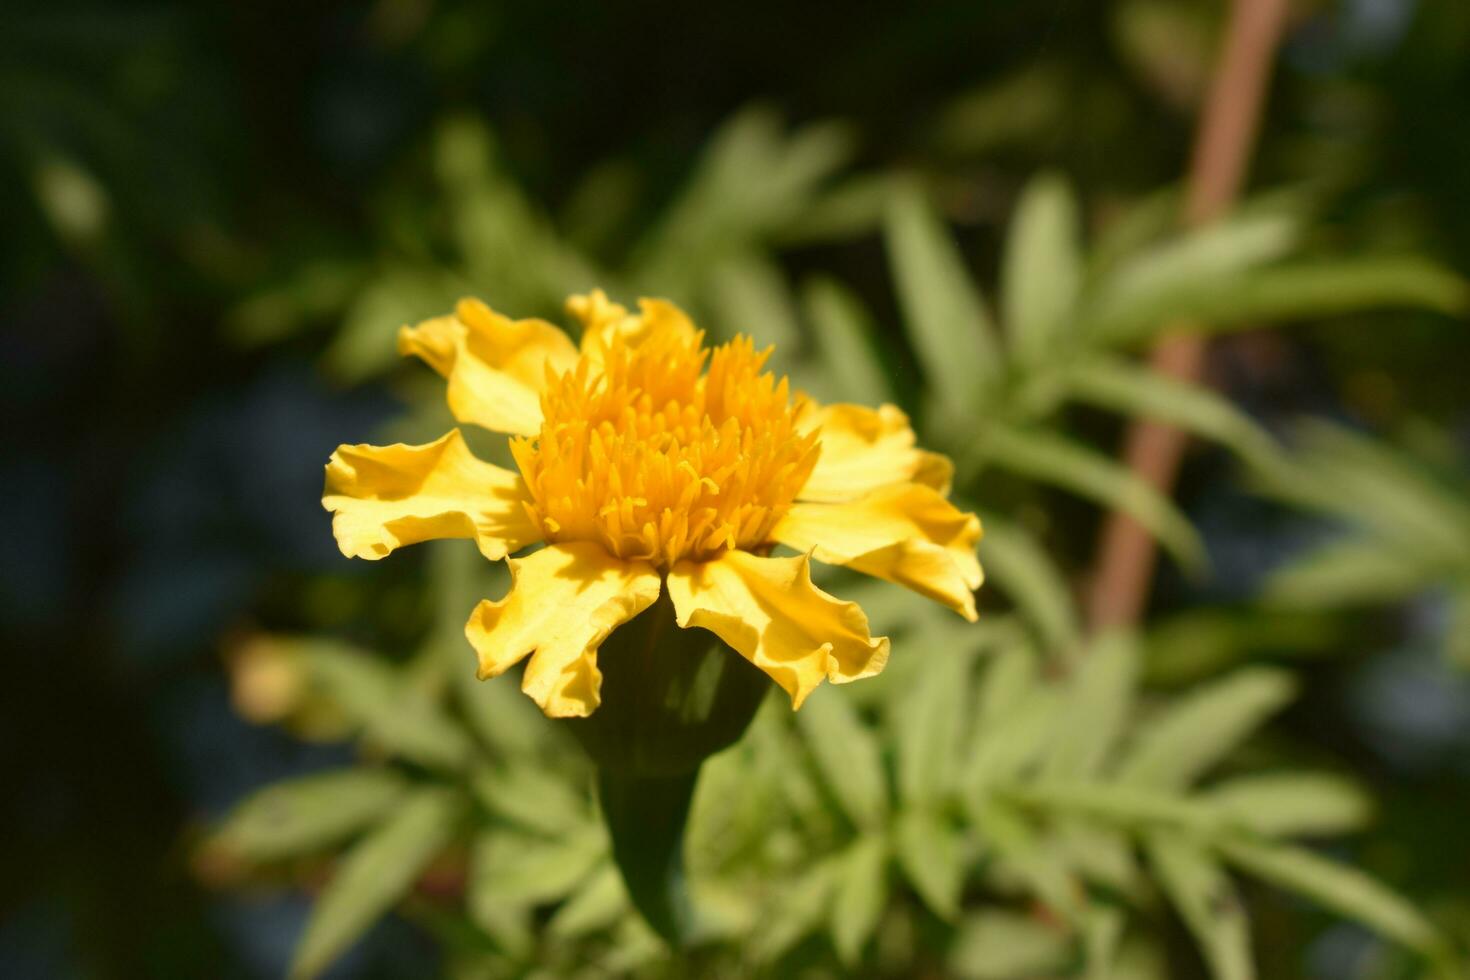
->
8, 1, 1470, 978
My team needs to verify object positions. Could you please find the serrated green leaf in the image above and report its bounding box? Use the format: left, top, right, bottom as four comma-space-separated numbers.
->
796, 686, 888, 830
290, 787, 462, 980
801, 277, 893, 403
1218, 838, 1448, 962
1064, 357, 1283, 471
885, 183, 1000, 414
894, 808, 965, 920
975, 514, 1081, 657
977, 424, 1205, 572
1003, 172, 1083, 364
214, 769, 408, 862
829, 835, 889, 966
1202, 773, 1371, 838
1044, 631, 1139, 781
949, 910, 1072, 980
302, 642, 474, 772
1147, 835, 1255, 980
895, 646, 972, 807
470, 826, 605, 912
1117, 668, 1296, 789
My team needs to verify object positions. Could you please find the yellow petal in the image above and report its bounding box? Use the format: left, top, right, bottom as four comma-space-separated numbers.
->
323, 429, 541, 561
773, 484, 983, 621
666, 549, 889, 710
465, 542, 661, 718
799, 402, 954, 502
568, 290, 699, 362
399, 297, 578, 435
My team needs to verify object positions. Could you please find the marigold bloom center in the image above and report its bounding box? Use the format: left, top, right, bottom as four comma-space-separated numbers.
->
510, 324, 819, 569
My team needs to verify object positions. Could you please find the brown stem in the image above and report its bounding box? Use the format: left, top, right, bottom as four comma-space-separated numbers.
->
1086, 0, 1290, 631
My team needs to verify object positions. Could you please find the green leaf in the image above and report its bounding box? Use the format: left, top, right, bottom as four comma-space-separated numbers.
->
547, 864, 628, 940
1043, 631, 1139, 781
1117, 668, 1296, 790
1447, 583, 1470, 669
1064, 357, 1283, 471
949, 910, 1072, 980
470, 765, 590, 837
708, 254, 802, 349
469, 825, 605, 912
302, 642, 474, 772
1218, 838, 1449, 963
1261, 536, 1436, 610
885, 183, 1000, 414
214, 769, 408, 862
1003, 172, 1083, 364
829, 835, 889, 966
963, 687, 1061, 811
801, 277, 894, 403
1202, 773, 1372, 838
977, 424, 1205, 573
1147, 835, 1255, 980
1098, 256, 1469, 346
796, 686, 888, 830
974, 513, 1081, 657
290, 787, 462, 980
894, 645, 972, 807
751, 857, 840, 962
1084, 211, 1300, 344
973, 798, 1081, 918
894, 807, 965, 920
1007, 781, 1220, 834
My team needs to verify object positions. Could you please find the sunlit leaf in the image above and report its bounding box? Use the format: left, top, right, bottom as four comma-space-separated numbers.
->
1117, 668, 1296, 789
894, 807, 965, 920
301, 642, 474, 772
895, 644, 972, 807
470, 825, 606, 911
949, 909, 1072, 980
1218, 838, 1449, 963
886, 183, 1000, 414
290, 787, 463, 980
547, 864, 627, 940
1064, 357, 1284, 471
470, 765, 591, 837
214, 769, 408, 862
978, 424, 1205, 572
801, 276, 894, 403
1003, 172, 1082, 364
973, 797, 1080, 918
975, 513, 1081, 657
1043, 631, 1139, 781
829, 835, 889, 966
1261, 536, 1432, 609
708, 254, 802, 349
797, 686, 888, 830
751, 857, 840, 962
1147, 834, 1255, 980
1203, 773, 1372, 838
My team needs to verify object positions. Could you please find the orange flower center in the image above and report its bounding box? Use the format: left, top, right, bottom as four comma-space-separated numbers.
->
511, 324, 818, 569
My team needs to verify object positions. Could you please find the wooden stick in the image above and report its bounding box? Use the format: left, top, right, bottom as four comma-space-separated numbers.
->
1086, 0, 1290, 630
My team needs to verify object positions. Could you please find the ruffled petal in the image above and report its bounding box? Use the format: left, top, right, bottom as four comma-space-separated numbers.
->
666, 549, 889, 710
323, 429, 541, 561
773, 484, 983, 621
798, 402, 954, 502
399, 298, 578, 436
465, 542, 661, 718
568, 290, 699, 363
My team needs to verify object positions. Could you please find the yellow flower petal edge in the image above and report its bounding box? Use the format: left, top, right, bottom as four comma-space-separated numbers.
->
567, 289, 699, 363
465, 542, 662, 718
773, 483, 984, 621
666, 549, 890, 710
323, 429, 542, 561
398, 297, 578, 436
797, 402, 954, 502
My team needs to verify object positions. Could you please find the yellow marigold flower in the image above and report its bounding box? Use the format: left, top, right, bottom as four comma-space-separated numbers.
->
323, 292, 982, 718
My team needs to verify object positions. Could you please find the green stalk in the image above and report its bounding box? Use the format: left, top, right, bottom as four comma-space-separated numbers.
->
568, 590, 769, 943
